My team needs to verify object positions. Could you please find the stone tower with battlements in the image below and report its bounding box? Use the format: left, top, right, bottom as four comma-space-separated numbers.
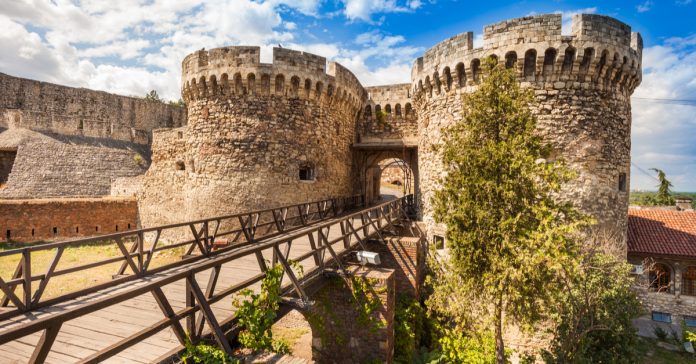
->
137, 13, 642, 246
411, 14, 642, 243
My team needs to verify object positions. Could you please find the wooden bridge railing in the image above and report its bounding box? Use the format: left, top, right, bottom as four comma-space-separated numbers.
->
0, 195, 364, 319
0, 195, 414, 364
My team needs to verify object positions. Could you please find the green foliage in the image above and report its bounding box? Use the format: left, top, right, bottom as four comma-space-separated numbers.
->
631, 191, 696, 208
375, 110, 390, 127
650, 168, 675, 206
436, 330, 506, 364
430, 58, 590, 361
684, 330, 696, 344
181, 340, 240, 364
349, 276, 384, 332
144, 89, 162, 103
541, 240, 642, 364
232, 264, 290, 354
394, 295, 426, 363
169, 98, 186, 107
653, 326, 668, 341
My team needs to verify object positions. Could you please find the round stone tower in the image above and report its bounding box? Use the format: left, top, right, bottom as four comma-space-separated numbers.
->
138, 46, 365, 225
411, 14, 643, 242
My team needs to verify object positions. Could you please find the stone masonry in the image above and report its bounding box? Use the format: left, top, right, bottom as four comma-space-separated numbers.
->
410, 14, 642, 242
137, 47, 365, 227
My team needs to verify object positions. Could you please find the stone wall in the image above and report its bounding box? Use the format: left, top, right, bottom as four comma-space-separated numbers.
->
0, 197, 138, 242
367, 234, 425, 297
360, 84, 418, 145
138, 47, 364, 227
0, 72, 186, 145
0, 149, 16, 184
412, 13, 642, 241
630, 255, 696, 324
308, 267, 395, 363
0, 128, 149, 198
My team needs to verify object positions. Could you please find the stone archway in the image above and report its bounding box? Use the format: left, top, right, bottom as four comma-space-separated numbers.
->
352, 146, 418, 206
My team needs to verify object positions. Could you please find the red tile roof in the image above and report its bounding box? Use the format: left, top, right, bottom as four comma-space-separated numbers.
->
628, 208, 696, 258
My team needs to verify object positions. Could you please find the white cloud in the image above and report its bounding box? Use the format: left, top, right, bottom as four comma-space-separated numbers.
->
553, 7, 598, 35
341, 0, 417, 22
78, 39, 151, 60
631, 38, 696, 191
637, 1, 653, 12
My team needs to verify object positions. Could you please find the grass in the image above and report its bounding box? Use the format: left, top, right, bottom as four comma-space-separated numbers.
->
636, 337, 695, 363
0, 240, 184, 303
271, 326, 310, 354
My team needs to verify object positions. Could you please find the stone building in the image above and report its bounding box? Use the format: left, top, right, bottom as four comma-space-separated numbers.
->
628, 201, 696, 333
1, 13, 643, 254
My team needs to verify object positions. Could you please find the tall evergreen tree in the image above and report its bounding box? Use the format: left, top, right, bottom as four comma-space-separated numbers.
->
650, 168, 674, 206
431, 59, 590, 363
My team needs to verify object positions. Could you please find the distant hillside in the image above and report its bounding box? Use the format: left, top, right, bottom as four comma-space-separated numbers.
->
630, 191, 696, 208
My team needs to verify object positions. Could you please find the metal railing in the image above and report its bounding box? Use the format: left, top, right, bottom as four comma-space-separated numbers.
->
0, 195, 364, 318
0, 195, 413, 364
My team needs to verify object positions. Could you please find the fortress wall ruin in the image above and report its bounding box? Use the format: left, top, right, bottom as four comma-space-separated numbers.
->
0, 73, 186, 144
360, 84, 418, 144
0, 129, 149, 198
0, 197, 138, 242
412, 13, 642, 241
137, 47, 365, 227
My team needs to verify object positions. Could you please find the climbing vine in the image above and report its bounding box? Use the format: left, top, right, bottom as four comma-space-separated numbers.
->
349, 276, 385, 333
232, 264, 290, 354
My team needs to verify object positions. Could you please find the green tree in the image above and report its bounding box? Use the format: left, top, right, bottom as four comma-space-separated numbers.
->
650, 168, 675, 206
542, 232, 641, 363
430, 59, 589, 363
144, 89, 162, 103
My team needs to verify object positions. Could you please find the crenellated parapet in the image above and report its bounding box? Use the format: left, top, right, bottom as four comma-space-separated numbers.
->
360, 84, 418, 144
181, 46, 366, 114
411, 14, 643, 100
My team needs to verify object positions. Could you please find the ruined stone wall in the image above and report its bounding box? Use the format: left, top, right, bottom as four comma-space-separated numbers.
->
0, 197, 138, 242
0, 149, 16, 184
138, 47, 364, 227
0, 129, 149, 198
412, 13, 642, 241
360, 84, 418, 145
0, 73, 186, 145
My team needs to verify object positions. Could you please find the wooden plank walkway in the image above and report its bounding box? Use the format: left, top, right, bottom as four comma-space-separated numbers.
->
0, 213, 379, 364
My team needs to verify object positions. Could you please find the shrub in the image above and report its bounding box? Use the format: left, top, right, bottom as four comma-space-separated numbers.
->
181, 341, 239, 364
654, 325, 668, 341
394, 295, 426, 363
232, 264, 290, 354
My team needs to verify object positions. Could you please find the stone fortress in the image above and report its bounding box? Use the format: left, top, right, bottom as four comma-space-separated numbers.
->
0, 13, 642, 245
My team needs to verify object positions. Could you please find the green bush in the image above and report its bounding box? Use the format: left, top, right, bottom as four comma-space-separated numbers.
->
232, 264, 290, 354
394, 295, 426, 363
654, 325, 668, 341
437, 329, 503, 364
181, 341, 239, 364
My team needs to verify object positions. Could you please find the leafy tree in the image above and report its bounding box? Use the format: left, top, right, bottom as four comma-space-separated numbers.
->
144, 89, 162, 103
542, 232, 641, 363
169, 98, 186, 107
431, 59, 590, 363
650, 168, 675, 206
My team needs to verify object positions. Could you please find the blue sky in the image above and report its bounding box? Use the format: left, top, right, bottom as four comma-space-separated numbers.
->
1, 0, 695, 191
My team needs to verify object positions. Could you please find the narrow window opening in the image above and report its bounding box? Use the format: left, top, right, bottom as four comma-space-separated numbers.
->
433, 235, 445, 250
175, 161, 185, 171
31, 228, 35, 237
78, 120, 84, 130
6, 230, 10, 240
75, 226, 79, 233
96, 226, 99, 232
299, 165, 315, 181
618, 173, 627, 192
53, 227, 58, 236
127, 223, 131, 230
115, 225, 119, 232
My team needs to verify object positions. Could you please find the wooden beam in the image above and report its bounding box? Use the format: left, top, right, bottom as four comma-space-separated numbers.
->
187, 275, 233, 354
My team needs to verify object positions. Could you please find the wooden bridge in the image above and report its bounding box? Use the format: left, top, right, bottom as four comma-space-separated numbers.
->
0, 195, 415, 363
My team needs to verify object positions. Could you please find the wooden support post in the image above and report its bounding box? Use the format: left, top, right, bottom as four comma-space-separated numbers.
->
32, 246, 64, 305
151, 287, 188, 345
29, 323, 62, 364
196, 265, 221, 337
187, 275, 233, 354
22, 249, 31, 311
0, 260, 22, 307
185, 277, 196, 340
274, 244, 308, 301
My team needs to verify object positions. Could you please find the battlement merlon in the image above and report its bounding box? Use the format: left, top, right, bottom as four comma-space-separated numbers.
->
181, 46, 366, 109
411, 13, 643, 95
